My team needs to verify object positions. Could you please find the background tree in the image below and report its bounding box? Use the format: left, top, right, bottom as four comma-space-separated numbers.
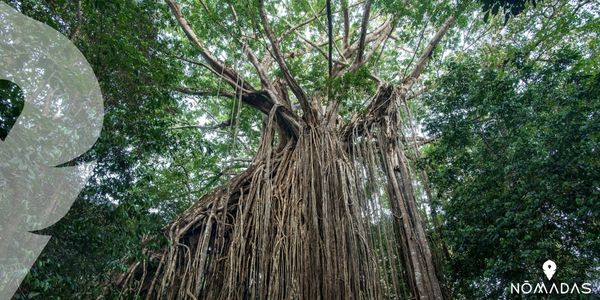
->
421, 1, 599, 297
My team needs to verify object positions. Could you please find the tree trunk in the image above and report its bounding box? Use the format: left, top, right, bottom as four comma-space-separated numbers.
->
114, 85, 443, 299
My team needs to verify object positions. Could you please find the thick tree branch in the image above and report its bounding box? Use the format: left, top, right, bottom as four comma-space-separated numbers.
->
168, 0, 302, 138
332, 19, 392, 76
227, 3, 279, 102
242, 43, 279, 101
342, 0, 350, 48
166, 0, 254, 92
354, 0, 373, 66
342, 84, 396, 140
244, 91, 301, 136
403, 16, 456, 89
180, 89, 302, 137
346, 20, 393, 74
258, 0, 316, 122
176, 56, 250, 91
343, 17, 456, 141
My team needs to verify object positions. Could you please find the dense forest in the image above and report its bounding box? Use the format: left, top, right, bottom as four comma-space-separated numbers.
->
0, 0, 598, 299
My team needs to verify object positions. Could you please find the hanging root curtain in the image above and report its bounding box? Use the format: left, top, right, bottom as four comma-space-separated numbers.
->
114, 1, 455, 298
116, 86, 443, 299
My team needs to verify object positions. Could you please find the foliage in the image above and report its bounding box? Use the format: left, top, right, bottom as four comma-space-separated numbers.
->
422, 46, 600, 298
1, 0, 252, 298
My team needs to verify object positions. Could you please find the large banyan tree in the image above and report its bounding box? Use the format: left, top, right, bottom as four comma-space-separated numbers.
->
117, 0, 460, 298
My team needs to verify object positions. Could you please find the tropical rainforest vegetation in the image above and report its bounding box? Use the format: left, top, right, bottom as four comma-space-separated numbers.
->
0, 0, 598, 299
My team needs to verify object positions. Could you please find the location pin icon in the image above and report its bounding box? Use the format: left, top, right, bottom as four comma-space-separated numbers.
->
543, 260, 557, 280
